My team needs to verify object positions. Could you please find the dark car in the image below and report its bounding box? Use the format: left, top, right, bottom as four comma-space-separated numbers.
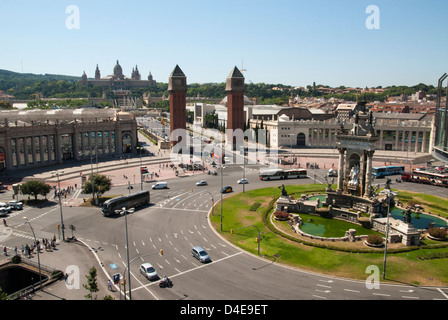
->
221, 186, 233, 194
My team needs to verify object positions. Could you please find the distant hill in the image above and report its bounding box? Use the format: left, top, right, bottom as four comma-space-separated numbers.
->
0, 69, 80, 82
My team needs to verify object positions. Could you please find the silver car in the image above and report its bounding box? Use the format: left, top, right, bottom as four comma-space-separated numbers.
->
192, 246, 211, 263
139, 263, 159, 280
8, 200, 23, 210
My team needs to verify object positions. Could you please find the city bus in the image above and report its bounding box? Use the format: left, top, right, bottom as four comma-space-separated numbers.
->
372, 165, 405, 178
101, 190, 150, 217
259, 169, 307, 181
401, 170, 448, 188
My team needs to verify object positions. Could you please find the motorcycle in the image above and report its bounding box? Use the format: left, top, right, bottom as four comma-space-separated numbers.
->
159, 276, 173, 288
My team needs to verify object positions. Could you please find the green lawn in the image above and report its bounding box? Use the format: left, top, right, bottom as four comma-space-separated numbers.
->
210, 185, 448, 286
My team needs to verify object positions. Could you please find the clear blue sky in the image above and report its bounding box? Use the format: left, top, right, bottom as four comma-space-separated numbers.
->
0, 0, 446, 88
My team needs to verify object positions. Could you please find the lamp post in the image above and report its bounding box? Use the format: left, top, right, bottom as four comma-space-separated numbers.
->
51, 171, 65, 241
136, 146, 143, 191
23, 217, 43, 291
90, 152, 95, 206
120, 206, 134, 300
382, 189, 397, 280
220, 164, 227, 231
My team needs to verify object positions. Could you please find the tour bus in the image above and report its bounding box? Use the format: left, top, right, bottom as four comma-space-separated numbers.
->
372, 165, 405, 178
259, 169, 307, 181
401, 170, 448, 188
101, 190, 150, 217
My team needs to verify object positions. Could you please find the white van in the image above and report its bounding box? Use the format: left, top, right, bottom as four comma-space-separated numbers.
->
152, 182, 168, 189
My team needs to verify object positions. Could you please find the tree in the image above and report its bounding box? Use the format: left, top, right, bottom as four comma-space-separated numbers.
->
82, 174, 112, 202
20, 180, 51, 200
83, 266, 99, 300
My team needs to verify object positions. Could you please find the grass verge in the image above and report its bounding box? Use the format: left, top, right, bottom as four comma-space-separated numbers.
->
210, 184, 448, 286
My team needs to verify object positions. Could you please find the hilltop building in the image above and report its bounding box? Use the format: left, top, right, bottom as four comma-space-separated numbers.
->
78, 60, 156, 90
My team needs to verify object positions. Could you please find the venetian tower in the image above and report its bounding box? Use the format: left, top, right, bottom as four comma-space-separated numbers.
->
168, 65, 187, 147
225, 66, 245, 148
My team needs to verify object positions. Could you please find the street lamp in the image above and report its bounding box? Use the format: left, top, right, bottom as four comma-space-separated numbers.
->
220, 164, 227, 231
381, 189, 398, 280
136, 146, 144, 191
23, 217, 43, 291
117, 206, 134, 300
51, 170, 65, 241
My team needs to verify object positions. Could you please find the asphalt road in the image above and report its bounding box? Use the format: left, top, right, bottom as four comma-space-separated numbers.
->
2, 161, 448, 301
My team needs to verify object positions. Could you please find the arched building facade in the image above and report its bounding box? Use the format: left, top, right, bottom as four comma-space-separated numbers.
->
0, 108, 137, 172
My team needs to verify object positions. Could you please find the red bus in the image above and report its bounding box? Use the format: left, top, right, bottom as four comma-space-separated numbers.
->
401, 170, 448, 188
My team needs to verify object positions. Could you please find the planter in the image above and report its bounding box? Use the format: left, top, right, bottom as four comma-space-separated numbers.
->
363, 240, 384, 248
426, 234, 447, 241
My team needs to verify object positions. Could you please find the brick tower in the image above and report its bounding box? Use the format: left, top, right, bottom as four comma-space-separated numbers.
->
226, 66, 245, 131
225, 66, 245, 148
168, 65, 187, 147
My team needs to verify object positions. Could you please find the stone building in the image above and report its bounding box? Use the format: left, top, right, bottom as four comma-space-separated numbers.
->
78, 60, 156, 90
0, 108, 137, 172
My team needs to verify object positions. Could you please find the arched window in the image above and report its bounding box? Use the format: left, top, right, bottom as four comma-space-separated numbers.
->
296, 133, 306, 147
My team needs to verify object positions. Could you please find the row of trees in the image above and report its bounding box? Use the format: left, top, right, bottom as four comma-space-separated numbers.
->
1, 67, 444, 106
18, 174, 111, 202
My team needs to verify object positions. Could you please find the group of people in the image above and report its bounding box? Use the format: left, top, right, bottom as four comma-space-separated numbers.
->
3, 235, 57, 257
53, 185, 76, 200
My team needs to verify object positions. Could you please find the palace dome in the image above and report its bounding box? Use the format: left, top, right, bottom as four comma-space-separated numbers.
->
113, 60, 124, 79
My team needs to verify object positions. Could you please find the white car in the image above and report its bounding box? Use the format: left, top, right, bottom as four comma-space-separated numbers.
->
196, 180, 208, 186
8, 200, 23, 210
139, 263, 159, 280
237, 178, 248, 184
0, 202, 11, 213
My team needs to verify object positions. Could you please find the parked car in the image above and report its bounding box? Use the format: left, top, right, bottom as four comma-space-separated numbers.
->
0, 202, 11, 214
139, 263, 159, 280
237, 178, 248, 184
8, 200, 23, 210
196, 180, 208, 186
191, 246, 211, 263
221, 186, 233, 194
328, 169, 338, 177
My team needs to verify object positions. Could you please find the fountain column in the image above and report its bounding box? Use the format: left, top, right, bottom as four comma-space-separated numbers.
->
337, 147, 345, 193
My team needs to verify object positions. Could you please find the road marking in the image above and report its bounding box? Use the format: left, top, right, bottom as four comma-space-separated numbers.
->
316, 284, 331, 288
344, 289, 360, 293
372, 293, 391, 297
402, 296, 419, 299
437, 288, 448, 299
315, 289, 331, 293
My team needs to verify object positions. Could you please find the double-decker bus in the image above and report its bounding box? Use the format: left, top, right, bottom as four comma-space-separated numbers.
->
372, 165, 405, 178
401, 170, 448, 188
259, 169, 307, 181
101, 190, 150, 217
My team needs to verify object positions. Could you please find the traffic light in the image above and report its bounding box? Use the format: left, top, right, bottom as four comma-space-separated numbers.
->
160, 249, 163, 256
255, 237, 259, 243
230, 229, 233, 234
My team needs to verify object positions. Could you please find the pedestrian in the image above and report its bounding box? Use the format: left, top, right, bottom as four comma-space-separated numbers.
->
3, 246, 7, 256
14, 246, 17, 256
21, 245, 24, 255
108, 279, 112, 291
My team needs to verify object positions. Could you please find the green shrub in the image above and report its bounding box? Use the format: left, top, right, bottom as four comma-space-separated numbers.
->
249, 202, 261, 211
